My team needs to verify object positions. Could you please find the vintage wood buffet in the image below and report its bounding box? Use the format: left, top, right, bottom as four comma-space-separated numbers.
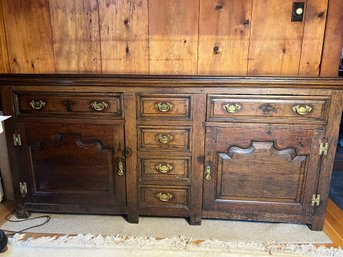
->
0, 75, 342, 230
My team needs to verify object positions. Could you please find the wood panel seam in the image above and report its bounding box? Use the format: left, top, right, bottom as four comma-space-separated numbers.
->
96, 0, 103, 73
296, 0, 308, 76
47, 0, 57, 72
317, 0, 332, 76
246, 0, 254, 75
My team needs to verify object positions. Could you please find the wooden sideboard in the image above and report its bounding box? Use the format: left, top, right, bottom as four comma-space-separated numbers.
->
1, 75, 343, 230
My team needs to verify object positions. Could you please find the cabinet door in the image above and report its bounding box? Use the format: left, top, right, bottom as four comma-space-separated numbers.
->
16, 121, 126, 214
203, 125, 324, 221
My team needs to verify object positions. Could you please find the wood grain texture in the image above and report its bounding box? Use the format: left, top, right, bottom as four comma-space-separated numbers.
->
0, 0, 9, 73
248, 0, 306, 75
123, 92, 139, 223
198, 0, 252, 75
2, 0, 55, 73
49, 0, 101, 72
0, 1, 341, 76
312, 90, 343, 230
203, 126, 319, 216
99, 0, 149, 73
320, 0, 343, 77
299, 0, 328, 76
218, 142, 306, 201
1, 75, 343, 228
189, 94, 206, 224
324, 200, 343, 247
0, 201, 15, 225
148, 0, 199, 74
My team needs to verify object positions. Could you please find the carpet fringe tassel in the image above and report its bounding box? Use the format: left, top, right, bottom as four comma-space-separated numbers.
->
8, 233, 343, 256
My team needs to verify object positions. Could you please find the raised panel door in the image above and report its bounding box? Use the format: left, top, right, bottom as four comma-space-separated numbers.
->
203, 125, 324, 225
16, 121, 127, 214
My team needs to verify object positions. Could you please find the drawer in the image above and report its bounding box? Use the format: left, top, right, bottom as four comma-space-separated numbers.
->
138, 126, 191, 151
137, 94, 191, 120
207, 95, 330, 123
139, 157, 190, 182
14, 92, 122, 117
139, 186, 190, 209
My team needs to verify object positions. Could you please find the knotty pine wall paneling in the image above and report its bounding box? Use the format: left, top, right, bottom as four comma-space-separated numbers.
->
198, 0, 253, 75
0, 0, 9, 73
49, 0, 101, 72
320, 0, 343, 77
99, 0, 149, 73
247, 0, 306, 75
0, 0, 341, 76
2, 0, 55, 73
148, 0, 199, 74
298, 0, 328, 76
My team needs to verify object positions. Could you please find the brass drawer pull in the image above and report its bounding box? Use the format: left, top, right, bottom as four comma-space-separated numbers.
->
155, 163, 173, 174
156, 133, 174, 144
156, 192, 173, 202
155, 102, 173, 112
205, 165, 212, 181
91, 101, 109, 112
29, 100, 46, 110
118, 159, 124, 176
293, 105, 312, 115
223, 103, 241, 114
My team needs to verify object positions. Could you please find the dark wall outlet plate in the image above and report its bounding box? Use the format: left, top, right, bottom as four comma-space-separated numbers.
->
292, 2, 305, 22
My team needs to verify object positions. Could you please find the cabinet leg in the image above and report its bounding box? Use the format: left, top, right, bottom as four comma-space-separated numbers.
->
307, 218, 324, 231
188, 215, 202, 225
15, 203, 30, 219
126, 214, 139, 224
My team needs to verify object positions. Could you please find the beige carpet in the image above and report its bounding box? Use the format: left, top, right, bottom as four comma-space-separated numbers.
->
1, 213, 331, 244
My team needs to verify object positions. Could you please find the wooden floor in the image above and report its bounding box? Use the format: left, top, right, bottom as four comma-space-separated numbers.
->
0, 200, 14, 225
0, 199, 343, 247
323, 200, 343, 247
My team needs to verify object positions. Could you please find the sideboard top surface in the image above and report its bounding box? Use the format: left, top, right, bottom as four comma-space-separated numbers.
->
0, 74, 343, 89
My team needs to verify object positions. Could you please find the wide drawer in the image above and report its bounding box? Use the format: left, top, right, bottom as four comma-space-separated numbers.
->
14, 92, 122, 117
139, 186, 190, 209
207, 95, 330, 123
137, 94, 192, 120
139, 157, 190, 182
138, 126, 191, 151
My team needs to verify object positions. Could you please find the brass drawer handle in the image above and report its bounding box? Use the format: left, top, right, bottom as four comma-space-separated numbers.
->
293, 105, 312, 115
205, 165, 212, 181
91, 101, 109, 112
118, 159, 124, 176
223, 103, 241, 114
156, 192, 173, 202
155, 102, 173, 112
29, 100, 46, 110
156, 133, 174, 144
155, 163, 173, 174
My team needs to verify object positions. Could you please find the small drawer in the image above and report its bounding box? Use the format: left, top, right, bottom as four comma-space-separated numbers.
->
138, 126, 191, 151
139, 186, 190, 209
137, 94, 191, 120
14, 92, 122, 117
139, 157, 190, 182
207, 95, 329, 123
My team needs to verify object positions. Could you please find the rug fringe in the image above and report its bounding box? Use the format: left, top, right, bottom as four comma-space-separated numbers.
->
9, 233, 343, 257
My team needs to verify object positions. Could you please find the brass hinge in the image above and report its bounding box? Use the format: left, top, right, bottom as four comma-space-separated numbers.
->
318, 142, 328, 156
19, 182, 27, 198
13, 133, 22, 146
311, 194, 321, 207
